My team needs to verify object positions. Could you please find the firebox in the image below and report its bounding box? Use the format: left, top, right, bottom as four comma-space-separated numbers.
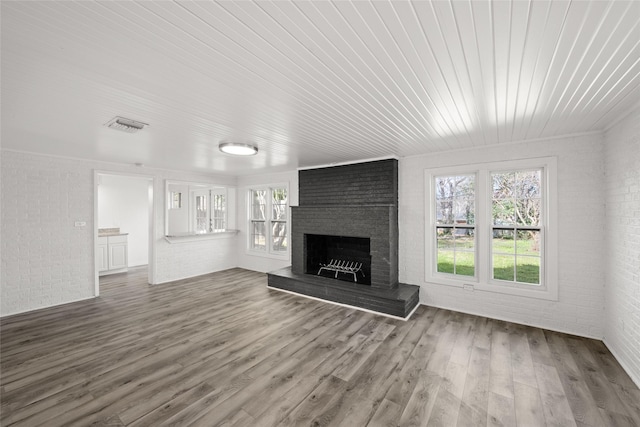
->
305, 234, 371, 285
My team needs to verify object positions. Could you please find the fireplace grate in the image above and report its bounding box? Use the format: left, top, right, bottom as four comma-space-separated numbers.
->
317, 259, 365, 283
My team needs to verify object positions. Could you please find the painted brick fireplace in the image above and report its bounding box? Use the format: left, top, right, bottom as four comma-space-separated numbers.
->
267, 159, 419, 318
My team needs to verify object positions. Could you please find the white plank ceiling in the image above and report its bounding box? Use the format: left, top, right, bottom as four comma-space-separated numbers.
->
2, 1, 639, 175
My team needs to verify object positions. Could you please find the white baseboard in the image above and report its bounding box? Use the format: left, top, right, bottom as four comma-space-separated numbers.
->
420, 302, 603, 340
0, 296, 96, 319
153, 266, 236, 285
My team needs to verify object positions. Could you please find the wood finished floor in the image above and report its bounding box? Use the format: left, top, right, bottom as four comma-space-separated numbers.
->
1, 268, 639, 427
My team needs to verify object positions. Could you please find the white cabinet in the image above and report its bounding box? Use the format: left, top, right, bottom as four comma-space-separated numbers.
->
97, 237, 109, 272
98, 235, 128, 275
109, 236, 128, 270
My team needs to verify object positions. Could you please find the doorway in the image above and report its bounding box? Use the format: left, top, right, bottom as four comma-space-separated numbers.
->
95, 171, 154, 295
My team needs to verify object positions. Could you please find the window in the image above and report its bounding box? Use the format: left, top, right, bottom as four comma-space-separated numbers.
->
426, 157, 557, 300
212, 191, 226, 231
491, 170, 542, 284
249, 186, 288, 256
194, 193, 208, 233
250, 189, 267, 250
166, 181, 232, 237
271, 188, 288, 252
169, 192, 182, 209
435, 174, 476, 277
191, 189, 226, 233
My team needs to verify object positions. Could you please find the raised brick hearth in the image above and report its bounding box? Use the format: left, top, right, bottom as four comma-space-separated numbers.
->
267, 159, 419, 318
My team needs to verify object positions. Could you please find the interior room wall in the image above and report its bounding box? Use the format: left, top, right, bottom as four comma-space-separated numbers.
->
398, 132, 606, 339
603, 106, 640, 387
236, 170, 298, 273
0, 150, 237, 317
98, 174, 150, 267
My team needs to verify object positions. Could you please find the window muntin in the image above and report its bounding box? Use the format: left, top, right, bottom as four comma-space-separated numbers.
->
249, 186, 288, 256
434, 175, 476, 277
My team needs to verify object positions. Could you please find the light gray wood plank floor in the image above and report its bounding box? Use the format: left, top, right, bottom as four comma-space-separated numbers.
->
1, 267, 639, 426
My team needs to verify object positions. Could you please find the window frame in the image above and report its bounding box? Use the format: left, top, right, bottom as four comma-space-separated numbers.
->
247, 184, 290, 259
425, 157, 558, 301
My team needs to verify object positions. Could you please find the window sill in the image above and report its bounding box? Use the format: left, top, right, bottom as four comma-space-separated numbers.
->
164, 230, 239, 244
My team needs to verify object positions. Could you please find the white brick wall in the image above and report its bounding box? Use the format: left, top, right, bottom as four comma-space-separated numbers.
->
154, 235, 237, 283
1, 151, 237, 316
2, 153, 95, 314
399, 132, 606, 339
603, 107, 640, 387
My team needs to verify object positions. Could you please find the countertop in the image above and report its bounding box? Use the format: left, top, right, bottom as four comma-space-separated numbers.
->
98, 228, 128, 237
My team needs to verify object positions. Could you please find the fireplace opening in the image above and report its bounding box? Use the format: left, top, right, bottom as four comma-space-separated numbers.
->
304, 234, 371, 285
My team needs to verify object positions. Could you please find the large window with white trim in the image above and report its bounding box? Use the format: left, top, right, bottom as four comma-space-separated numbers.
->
248, 186, 289, 256
426, 158, 557, 300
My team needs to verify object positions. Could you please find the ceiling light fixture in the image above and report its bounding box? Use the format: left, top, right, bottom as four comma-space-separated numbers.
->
219, 142, 258, 156
105, 116, 148, 133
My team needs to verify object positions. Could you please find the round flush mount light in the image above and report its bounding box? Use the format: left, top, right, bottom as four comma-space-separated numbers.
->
219, 142, 258, 156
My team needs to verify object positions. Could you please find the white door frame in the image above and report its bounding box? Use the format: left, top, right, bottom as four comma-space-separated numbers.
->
94, 170, 156, 296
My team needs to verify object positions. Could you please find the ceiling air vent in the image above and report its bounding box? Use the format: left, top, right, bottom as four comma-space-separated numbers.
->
105, 116, 148, 133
